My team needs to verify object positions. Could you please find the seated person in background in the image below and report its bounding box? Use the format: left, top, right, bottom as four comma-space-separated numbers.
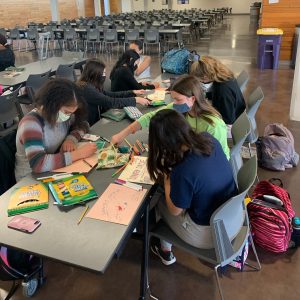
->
15, 79, 97, 181
110, 49, 159, 92
0, 34, 15, 72
147, 109, 238, 265
77, 59, 149, 126
190, 55, 246, 125
111, 75, 230, 160
129, 40, 151, 81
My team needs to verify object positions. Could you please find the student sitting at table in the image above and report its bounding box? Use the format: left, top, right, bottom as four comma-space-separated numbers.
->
0, 34, 15, 72
129, 40, 151, 81
77, 59, 150, 126
147, 109, 238, 265
110, 49, 159, 92
111, 75, 230, 160
15, 79, 97, 181
190, 55, 246, 125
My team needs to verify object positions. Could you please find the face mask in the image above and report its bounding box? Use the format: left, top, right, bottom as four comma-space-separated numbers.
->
56, 110, 71, 123
100, 76, 106, 84
173, 103, 191, 114
200, 82, 213, 92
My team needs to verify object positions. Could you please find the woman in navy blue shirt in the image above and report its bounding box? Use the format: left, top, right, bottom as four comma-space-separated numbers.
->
147, 109, 237, 265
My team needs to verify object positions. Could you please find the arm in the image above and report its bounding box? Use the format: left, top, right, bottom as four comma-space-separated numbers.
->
164, 175, 183, 216
104, 90, 135, 98
123, 68, 155, 90
135, 55, 151, 76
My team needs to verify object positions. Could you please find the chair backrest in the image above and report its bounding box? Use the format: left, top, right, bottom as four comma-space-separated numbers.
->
230, 111, 251, 182
211, 156, 257, 265
103, 29, 118, 42
27, 28, 39, 40
86, 28, 100, 41
56, 63, 76, 81
246, 86, 264, 143
0, 88, 23, 137
64, 28, 77, 40
236, 70, 249, 93
125, 28, 140, 43
26, 70, 51, 100
144, 29, 159, 43
0, 28, 7, 38
9, 29, 20, 40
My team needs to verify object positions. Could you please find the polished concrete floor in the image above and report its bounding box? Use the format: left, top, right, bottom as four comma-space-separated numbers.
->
1, 15, 300, 300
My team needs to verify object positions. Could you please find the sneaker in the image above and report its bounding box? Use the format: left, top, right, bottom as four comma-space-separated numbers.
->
151, 243, 176, 266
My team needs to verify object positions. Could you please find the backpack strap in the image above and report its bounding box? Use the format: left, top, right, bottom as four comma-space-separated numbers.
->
269, 178, 283, 188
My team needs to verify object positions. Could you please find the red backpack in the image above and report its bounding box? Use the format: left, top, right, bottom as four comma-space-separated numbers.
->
247, 178, 295, 253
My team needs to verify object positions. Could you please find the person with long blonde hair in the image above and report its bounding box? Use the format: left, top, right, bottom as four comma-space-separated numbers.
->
190, 55, 245, 125
111, 75, 230, 159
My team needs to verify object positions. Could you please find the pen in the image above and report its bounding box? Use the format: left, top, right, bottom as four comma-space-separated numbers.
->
77, 205, 89, 225
111, 163, 128, 177
124, 138, 133, 149
100, 136, 110, 143
83, 159, 93, 168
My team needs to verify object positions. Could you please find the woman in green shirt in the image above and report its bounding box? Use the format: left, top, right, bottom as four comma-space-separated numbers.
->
111, 75, 230, 159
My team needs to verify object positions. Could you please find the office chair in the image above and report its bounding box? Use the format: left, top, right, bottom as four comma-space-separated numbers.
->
149, 156, 261, 300
144, 29, 160, 54
124, 28, 140, 51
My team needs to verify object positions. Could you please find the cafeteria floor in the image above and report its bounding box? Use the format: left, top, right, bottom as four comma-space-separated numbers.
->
1, 14, 300, 300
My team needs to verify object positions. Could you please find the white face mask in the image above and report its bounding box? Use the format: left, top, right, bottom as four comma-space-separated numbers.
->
56, 110, 71, 123
201, 82, 213, 92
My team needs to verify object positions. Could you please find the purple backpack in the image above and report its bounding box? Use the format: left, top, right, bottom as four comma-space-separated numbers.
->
256, 123, 299, 171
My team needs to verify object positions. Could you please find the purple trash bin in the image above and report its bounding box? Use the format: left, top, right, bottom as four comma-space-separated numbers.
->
257, 34, 282, 69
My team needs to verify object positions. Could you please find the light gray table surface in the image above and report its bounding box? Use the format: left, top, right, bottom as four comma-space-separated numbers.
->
0, 119, 152, 274
0, 56, 86, 87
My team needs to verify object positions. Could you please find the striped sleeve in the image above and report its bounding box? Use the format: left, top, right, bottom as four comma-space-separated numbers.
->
18, 115, 71, 173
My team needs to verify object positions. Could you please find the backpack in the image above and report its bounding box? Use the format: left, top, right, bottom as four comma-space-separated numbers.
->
247, 178, 295, 253
256, 123, 299, 171
161, 48, 192, 74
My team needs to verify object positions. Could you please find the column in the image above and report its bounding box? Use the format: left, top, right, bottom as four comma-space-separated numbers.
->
50, 0, 60, 22
290, 37, 300, 121
94, 0, 102, 16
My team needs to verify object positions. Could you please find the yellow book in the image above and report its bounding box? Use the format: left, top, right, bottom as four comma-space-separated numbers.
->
8, 183, 49, 216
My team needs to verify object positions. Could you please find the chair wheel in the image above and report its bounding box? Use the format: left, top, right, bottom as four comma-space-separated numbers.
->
22, 278, 38, 297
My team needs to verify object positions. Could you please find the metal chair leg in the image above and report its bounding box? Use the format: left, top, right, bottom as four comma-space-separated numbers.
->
247, 234, 262, 271
214, 264, 225, 300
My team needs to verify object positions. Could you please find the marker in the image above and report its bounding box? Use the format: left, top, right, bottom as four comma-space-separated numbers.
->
136, 139, 145, 152
114, 179, 143, 191
132, 144, 141, 155
37, 172, 77, 181
100, 136, 110, 143
142, 142, 149, 152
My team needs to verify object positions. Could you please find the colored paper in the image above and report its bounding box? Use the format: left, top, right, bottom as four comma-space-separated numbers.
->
86, 183, 147, 225
118, 156, 154, 185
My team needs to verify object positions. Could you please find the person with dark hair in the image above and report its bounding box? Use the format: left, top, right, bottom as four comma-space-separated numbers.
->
190, 55, 246, 125
0, 34, 15, 72
111, 75, 230, 159
77, 59, 149, 126
129, 40, 151, 80
110, 49, 159, 92
15, 79, 96, 181
147, 109, 237, 265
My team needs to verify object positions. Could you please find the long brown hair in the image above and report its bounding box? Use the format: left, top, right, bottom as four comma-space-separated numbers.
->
78, 59, 106, 91
147, 109, 213, 181
171, 75, 221, 126
190, 55, 234, 82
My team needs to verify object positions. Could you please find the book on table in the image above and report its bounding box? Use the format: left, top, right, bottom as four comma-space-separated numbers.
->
7, 183, 49, 216
48, 174, 98, 206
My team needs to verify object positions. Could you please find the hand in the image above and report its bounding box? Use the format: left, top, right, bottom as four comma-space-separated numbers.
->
77, 143, 97, 159
111, 133, 125, 146
133, 89, 146, 95
61, 139, 77, 152
135, 97, 150, 106
152, 82, 160, 88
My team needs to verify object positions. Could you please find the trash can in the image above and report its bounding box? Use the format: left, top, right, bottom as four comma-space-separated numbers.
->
257, 28, 283, 70
291, 24, 300, 69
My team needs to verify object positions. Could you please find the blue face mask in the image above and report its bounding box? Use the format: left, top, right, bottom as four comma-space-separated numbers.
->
173, 103, 191, 114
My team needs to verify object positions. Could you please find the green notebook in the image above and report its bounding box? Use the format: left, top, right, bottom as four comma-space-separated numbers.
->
101, 109, 126, 122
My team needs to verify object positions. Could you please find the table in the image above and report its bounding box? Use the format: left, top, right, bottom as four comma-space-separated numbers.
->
0, 56, 86, 87
0, 117, 156, 299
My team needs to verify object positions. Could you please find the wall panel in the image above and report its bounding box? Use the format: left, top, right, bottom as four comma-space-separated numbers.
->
261, 0, 300, 60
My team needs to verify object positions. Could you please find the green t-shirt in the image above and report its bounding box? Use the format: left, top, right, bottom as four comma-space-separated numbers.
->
138, 103, 230, 159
